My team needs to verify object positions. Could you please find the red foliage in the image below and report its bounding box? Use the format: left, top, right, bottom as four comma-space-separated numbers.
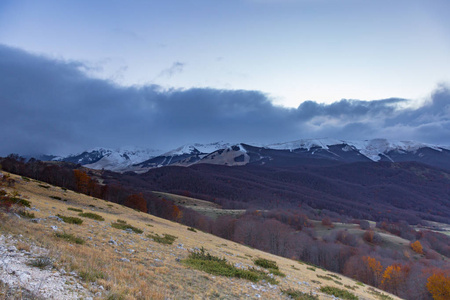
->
125, 193, 147, 213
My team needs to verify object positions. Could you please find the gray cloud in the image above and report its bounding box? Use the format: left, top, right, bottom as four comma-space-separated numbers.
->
1, 44, 449, 156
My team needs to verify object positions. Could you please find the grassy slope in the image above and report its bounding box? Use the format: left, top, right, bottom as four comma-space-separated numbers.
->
152, 191, 246, 219
0, 172, 400, 300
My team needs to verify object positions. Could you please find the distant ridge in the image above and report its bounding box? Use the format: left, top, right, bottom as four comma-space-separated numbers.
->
44, 138, 450, 172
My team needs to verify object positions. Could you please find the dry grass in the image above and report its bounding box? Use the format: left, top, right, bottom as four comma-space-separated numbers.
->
0, 172, 402, 300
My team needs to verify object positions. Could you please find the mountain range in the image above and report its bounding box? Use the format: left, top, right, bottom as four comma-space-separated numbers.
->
48, 138, 450, 172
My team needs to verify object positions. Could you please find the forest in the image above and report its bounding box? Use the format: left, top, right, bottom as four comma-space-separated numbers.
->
1, 154, 449, 299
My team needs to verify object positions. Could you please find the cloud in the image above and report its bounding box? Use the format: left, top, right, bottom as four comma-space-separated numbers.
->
157, 61, 185, 78
0, 44, 449, 156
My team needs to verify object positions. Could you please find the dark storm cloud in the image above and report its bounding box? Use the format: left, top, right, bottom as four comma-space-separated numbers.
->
1, 44, 449, 156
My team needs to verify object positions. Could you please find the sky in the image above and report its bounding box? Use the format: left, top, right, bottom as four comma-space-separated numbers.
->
1, 0, 450, 155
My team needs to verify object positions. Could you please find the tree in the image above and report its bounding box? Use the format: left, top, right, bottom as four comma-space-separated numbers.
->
427, 272, 450, 300
382, 264, 408, 295
362, 256, 384, 286
411, 240, 424, 255
125, 193, 147, 213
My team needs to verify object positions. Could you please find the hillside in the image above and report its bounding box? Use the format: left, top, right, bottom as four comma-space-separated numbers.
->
0, 172, 399, 300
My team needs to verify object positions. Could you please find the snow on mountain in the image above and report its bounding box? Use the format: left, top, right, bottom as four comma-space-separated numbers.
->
265, 138, 446, 162
60, 147, 161, 171
346, 139, 443, 162
266, 138, 345, 151
162, 142, 232, 156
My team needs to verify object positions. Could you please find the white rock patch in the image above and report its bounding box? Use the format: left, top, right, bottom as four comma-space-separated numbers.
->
0, 234, 94, 299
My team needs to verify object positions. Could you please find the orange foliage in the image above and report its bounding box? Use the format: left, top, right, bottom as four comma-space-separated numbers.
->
125, 193, 147, 213
73, 170, 91, 194
382, 264, 408, 294
362, 256, 383, 285
427, 272, 450, 300
411, 240, 424, 254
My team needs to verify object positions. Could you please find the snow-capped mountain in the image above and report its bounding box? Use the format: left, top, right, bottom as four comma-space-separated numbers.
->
54, 147, 161, 171
49, 139, 450, 173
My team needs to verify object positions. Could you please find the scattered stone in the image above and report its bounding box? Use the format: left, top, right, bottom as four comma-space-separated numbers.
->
119, 258, 130, 263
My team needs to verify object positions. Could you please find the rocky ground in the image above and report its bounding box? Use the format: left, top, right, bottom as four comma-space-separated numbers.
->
0, 234, 95, 300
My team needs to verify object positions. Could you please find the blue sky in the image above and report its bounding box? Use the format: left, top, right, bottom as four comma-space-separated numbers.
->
1, 1, 450, 155
1, 0, 449, 107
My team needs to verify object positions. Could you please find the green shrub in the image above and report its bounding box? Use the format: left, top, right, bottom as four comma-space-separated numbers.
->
319, 286, 358, 300
28, 256, 52, 269
116, 219, 126, 224
147, 233, 177, 245
182, 247, 276, 283
307, 267, 316, 271
10, 197, 31, 207
79, 269, 105, 282
327, 273, 342, 280
78, 212, 105, 221
317, 274, 333, 281
55, 232, 85, 244
18, 210, 35, 219
254, 258, 279, 270
57, 214, 83, 225
21, 176, 30, 182
111, 222, 143, 234
281, 288, 318, 300
49, 196, 62, 200
68, 207, 83, 212
367, 287, 394, 300
187, 227, 197, 232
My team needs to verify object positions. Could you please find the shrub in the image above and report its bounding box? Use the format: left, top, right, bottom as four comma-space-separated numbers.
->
187, 227, 197, 232
55, 232, 85, 244
367, 287, 394, 300
49, 196, 62, 200
57, 214, 83, 225
18, 210, 35, 219
183, 247, 276, 283
38, 184, 50, 189
281, 288, 318, 300
111, 221, 143, 234
411, 240, 424, 254
148, 233, 177, 245
79, 269, 105, 282
319, 286, 358, 300
28, 256, 52, 269
68, 207, 83, 212
254, 258, 279, 270
78, 212, 105, 221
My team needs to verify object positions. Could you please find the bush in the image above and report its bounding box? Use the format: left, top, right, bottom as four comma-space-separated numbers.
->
57, 214, 83, 225
78, 212, 105, 221
319, 286, 358, 300
111, 221, 143, 234
28, 256, 52, 269
55, 232, 85, 244
18, 210, 35, 219
79, 269, 105, 282
147, 233, 177, 245
49, 196, 62, 200
187, 227, 197, 232
281, 288, 318, 299
254, 258, 279, 270
183, 247, 276, 283
68, 207, 83, 212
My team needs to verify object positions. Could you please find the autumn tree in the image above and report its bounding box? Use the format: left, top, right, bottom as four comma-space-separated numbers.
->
382, 264, 408, 295
427, 272, 450, 300
125, 193, 147, 213
411, 240, 424, 255
362, 256, 384, 286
